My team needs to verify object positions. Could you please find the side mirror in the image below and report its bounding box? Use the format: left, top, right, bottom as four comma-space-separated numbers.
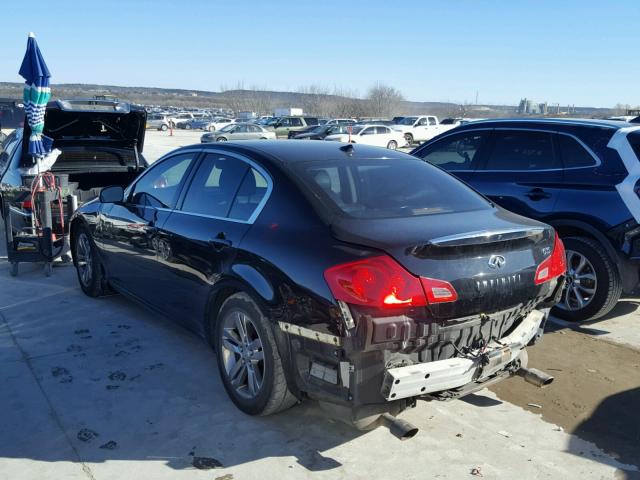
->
99, 185, 124, 204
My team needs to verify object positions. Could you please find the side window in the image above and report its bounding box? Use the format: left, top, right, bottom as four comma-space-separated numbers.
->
304, 117, 318, 126
130, 153, 195, 208
180, 154, 248, 218
280, 118, 290, 127
416, 132, 487, 171
362, 128, 375, 135
485, 131, 557, 171
235, 125, 247, 133
291, 118, 303, 127
556, 134, 597, 168
228, 168, 270, 221
250, 125, 261, 133
417, 118, 427, 126
428, 117, 437, 126
376, 126, 390, 134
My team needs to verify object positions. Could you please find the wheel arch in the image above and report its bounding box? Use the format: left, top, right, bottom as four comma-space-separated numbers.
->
549, 218, 637, 291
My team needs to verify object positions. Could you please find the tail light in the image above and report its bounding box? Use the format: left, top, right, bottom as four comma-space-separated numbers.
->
324, 255, 457, 309
535, 233, 567, 285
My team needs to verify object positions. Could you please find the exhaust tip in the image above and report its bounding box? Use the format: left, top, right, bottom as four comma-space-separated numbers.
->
380, 413, 419, 440
517, 367, 554, 388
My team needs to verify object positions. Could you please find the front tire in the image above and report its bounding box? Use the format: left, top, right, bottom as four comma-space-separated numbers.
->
185, 124, 192, 130
552, 236, 622, 322
160, 124, 168, 131
404, 133, 414, 146
216, 137, 227, 142
214, 293, 297, 416
73, 226, 105, 297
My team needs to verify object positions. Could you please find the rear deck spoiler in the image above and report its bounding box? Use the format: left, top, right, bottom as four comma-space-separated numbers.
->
424, 227, 547, 247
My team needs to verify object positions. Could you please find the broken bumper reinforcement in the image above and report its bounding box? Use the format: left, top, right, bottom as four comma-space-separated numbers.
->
381, 309, 544, 401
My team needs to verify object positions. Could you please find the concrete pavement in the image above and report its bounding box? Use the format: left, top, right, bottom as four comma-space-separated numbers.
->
0, 261, 637, 480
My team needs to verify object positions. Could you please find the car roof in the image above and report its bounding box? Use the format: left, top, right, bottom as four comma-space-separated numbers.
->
456, 117, 633, 130
175, 140, 413, 165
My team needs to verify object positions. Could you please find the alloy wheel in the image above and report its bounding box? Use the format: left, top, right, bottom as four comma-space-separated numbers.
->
76, 233, 93, 287
557, 249, 597, 311
220, 310, 265, 399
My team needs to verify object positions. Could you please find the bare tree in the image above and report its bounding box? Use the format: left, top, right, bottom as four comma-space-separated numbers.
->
366, 83, 404, 117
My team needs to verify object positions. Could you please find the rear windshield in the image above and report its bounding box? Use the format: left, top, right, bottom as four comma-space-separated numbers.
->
629, 131, 640, 160
290, 158, 491, 220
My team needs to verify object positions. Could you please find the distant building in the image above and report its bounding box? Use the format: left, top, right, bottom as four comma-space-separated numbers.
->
518, 98, 548, 115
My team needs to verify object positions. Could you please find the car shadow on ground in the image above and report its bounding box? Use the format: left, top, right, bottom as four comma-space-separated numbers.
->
0, 262, 369, 473
568, 387, 640, 480
547, 298, 640, 337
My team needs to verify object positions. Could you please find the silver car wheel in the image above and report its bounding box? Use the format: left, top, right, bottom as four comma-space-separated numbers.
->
221, 310, 265, 399
557, 249, 597, 311
76, 233, 93, 287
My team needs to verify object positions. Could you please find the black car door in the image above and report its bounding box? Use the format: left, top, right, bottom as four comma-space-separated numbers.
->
97, 151, 199, 302
157, 151, 272, 330
412, 130, 490, 184
471, 129, 563, 221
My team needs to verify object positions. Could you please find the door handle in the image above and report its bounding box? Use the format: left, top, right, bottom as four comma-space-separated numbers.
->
524, 188, 552, 200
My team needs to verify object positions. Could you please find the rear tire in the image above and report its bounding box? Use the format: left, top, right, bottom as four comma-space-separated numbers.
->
405, 133, 414, 146
73, 225, 105, 297
387, 140, 398, 150
552, 236, 622, 322
216, 137, 227, 142
185, 124, 192, 130
214, 292, 297, 416
160, 124, 168, 131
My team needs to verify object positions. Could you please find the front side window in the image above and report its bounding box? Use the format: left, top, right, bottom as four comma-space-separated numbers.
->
180, 154, 248, 218
290, 118, 303, 127
557, 134, 597, 168
130, 153, 195, 208
428, 117, 437, 126
416, 132, 487, 171
361, 128, 375, 135
484, 131, 557, 170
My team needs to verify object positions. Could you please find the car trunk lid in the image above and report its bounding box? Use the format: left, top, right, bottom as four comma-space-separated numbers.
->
331, 208, 554, 319
20, 99, 146, 168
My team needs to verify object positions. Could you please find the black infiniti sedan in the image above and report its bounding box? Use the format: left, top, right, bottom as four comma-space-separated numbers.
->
70, 141, 565, 436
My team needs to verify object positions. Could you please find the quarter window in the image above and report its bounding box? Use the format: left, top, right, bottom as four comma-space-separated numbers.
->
228, 168, 269, 221
290, 118, 303, 127
556, 134, 597, 168
181, 154, 249, 218
130, 153, 195, 208
416, 132, 487, 171
485, 131, 557, 170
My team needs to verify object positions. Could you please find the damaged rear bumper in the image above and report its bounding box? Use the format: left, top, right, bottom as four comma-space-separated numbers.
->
381, 309, 543, 401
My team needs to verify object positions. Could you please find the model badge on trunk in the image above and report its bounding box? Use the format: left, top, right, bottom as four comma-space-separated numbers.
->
488, 255, 506, 269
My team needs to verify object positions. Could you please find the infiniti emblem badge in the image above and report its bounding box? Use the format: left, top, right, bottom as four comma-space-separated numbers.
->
488, 255, 506, 269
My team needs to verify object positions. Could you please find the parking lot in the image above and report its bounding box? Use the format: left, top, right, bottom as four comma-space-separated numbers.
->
1, 130, 639, 480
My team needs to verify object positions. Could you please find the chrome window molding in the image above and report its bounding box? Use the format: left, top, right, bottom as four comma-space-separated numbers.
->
124, 147, 273, 225
177, 147, 273, 225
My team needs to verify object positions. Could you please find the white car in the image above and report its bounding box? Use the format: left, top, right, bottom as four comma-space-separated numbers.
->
325, 118, 356, 125
392, 115, 443, 145
209, 117, 236, 131
168, 112, 195, 127
324, 124, 406, 149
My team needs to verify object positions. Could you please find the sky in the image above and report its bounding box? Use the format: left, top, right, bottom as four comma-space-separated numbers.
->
1, 0, 638, 107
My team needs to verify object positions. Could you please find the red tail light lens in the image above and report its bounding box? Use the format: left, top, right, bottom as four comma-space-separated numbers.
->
535, 233, 567, 285
324, 255, 458, 308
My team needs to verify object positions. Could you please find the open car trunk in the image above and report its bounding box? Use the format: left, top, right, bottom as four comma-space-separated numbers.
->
20, 99, 147, 199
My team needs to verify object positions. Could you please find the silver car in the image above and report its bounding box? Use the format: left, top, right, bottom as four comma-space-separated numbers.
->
201, 123, 276, 143
146, 114, 170, 131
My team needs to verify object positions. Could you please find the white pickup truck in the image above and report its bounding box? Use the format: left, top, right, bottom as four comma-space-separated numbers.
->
392, 115, 445, 145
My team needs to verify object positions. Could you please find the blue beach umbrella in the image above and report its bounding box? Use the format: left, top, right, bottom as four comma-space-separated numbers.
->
18, 32, 52, 158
